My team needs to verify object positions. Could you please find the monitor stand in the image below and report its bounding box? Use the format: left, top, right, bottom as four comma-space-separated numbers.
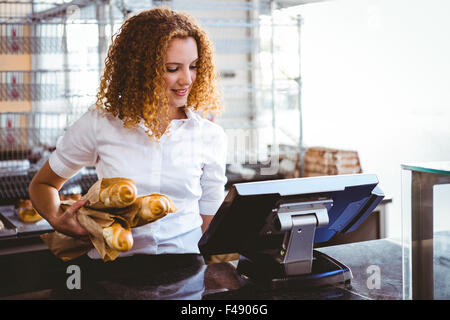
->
237, 198, 353, 290
236, 250, 352, 291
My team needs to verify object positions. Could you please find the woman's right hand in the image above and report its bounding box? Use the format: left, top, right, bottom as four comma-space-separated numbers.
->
50, 199, 89, 239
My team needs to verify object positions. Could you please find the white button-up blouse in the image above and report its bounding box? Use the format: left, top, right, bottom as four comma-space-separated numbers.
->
48, 107, 227, 257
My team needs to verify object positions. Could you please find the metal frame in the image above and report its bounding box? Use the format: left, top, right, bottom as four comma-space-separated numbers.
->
0, 0, 304, 200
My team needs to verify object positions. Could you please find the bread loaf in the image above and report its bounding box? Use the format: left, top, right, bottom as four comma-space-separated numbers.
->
85, 178, 138, 209
117, 193, 177, 228
139, 194, 177, 222
102, 222, 134, 252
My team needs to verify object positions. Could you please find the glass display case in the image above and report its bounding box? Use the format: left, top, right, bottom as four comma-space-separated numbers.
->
401, 161, 450, 300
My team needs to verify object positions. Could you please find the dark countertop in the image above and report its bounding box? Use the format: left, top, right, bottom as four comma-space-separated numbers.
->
0, 238, 407, 300
317, 239, 403, 300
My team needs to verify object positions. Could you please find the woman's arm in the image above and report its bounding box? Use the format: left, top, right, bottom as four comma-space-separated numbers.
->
200, 214, 214, 233
28, 160, 89, 238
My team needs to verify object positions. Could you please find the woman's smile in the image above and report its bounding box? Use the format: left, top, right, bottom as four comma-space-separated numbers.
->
171, 88, 189, 96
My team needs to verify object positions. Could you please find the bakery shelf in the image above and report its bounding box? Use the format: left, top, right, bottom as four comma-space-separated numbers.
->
1, 0, 302, 174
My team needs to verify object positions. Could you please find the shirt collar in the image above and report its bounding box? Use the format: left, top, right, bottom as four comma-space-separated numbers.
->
137, 107, 202, 131
184, 107, 202, 126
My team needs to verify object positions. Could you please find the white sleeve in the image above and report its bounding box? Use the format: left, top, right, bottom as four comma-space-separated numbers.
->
199, 126, 228, 215
48, 110, 98, 179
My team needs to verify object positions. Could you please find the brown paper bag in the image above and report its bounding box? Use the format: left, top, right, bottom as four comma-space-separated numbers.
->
41, 178, 177, 262
41, 200, 131, 262
40, 232, 92, 262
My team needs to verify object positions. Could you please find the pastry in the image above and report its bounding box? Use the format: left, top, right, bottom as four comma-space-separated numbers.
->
16, 199, 32, 209
102, 222, 134, 252
16, 199, 43, 223
17, 207, 43, 223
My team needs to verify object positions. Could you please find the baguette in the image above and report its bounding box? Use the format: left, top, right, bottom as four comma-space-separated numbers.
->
118, 193, 177, 228
88, 178, 138, 209
140, 193, 177, 222
102, 222, 134, 252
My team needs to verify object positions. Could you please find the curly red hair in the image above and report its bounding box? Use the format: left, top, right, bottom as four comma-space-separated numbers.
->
95, 7, 223, 140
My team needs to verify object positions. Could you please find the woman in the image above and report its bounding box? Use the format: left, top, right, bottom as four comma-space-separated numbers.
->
29, 7, 227, 258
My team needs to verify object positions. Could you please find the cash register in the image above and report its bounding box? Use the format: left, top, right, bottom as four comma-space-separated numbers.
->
198, 173, 384, 289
